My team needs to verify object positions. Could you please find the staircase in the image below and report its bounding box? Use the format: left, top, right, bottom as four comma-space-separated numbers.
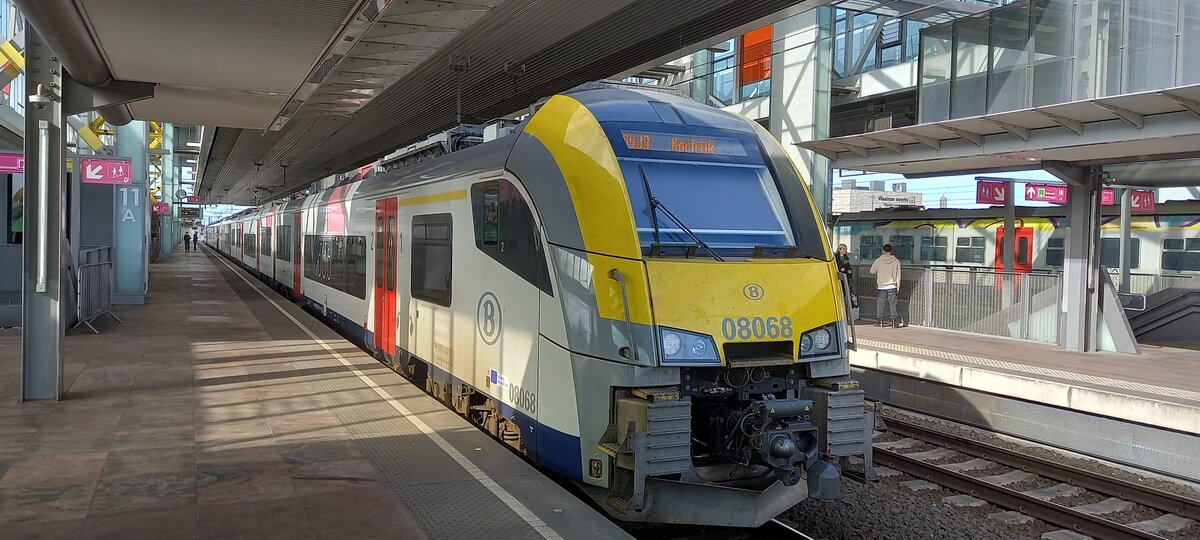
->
1127, 281, 1200, 350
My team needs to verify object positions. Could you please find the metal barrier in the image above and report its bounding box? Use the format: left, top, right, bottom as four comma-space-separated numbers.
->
1107, 270, 1196, 296
852, 264, 1063, 345
71, 246, 121, 333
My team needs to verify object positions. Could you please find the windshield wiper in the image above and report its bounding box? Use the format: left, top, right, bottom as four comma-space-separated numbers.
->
648, 196, 725, 262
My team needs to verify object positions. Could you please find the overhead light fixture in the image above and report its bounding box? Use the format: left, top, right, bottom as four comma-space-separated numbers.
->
186, 142, 200, 148
268, 0, 392, 131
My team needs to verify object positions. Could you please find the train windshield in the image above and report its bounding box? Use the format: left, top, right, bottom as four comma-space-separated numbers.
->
620, 159, 794, 254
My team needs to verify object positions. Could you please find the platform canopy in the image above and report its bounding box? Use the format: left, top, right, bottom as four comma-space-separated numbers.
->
17, 0, 821, 204
799, 84, 1200, 183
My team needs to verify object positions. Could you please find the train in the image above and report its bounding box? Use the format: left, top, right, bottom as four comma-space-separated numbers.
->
206, 81, 866, 527
830, 203, 1200, 277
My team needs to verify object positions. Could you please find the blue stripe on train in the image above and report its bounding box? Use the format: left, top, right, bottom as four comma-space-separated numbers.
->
302, 297, 583, 481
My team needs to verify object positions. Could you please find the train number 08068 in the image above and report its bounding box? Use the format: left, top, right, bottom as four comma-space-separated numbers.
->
721, 316, 793, 340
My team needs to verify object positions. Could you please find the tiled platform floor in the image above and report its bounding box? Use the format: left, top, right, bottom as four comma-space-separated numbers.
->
0, 249, 627, 540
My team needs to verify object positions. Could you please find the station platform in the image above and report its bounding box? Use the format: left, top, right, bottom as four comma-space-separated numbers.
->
0, 250, 629, 540
850, 324, 1200, 480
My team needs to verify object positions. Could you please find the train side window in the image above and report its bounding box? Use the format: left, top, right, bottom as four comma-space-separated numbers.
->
1163, 238, 1200, 271
375, 216, 385, 288
331, 236, 346, 289
1016, 236, 1030, 266
859, 235, 883, 260
243, 234, 257, 257
260, 227, 272, 257
888, 235, 915, 261
920, 236, 948, 262
1045, 237, 1064, 267
344, 236, 368, 299
386, 217, 397, 291
1099, 238, 1139, 270
955, 237, 984, 264
412, 214, 453, 307
470, 180, 553, 296
275, 225, 289, 261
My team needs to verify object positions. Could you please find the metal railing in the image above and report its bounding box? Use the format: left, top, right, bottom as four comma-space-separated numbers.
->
1105, 270, 1197, 296
852, 264, 1063, 344
71, 245, 121, 333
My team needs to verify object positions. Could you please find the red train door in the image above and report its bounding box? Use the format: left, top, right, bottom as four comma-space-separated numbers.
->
994, 227, 1034, 273
373, 199, 398, 356
293, 213, 303, 300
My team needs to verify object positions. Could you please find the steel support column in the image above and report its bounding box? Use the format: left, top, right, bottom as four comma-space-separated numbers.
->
1118, 188, 1132, 293
1002, 184, 1015, 308
21, 26, 66, 400
1059, 167, 1103, 352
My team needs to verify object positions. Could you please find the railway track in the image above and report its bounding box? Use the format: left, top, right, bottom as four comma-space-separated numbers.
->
873, 413, 1199, 540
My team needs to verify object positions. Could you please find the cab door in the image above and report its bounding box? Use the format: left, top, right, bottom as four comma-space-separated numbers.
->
374, 198, 398, 356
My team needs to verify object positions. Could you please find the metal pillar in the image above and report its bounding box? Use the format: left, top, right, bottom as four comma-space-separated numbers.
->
1053, 165, 1103, 352
771, 7, 833, 218
21, 26, 66, 400
1118, 188, 1132, 293
1002, 185, 1016, 308
113, 121, 147, 304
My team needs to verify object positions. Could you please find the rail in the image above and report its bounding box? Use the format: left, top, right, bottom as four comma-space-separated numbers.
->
851, 264, 1062, 344
875, 414, 1197, 540
71, 246, 121, 333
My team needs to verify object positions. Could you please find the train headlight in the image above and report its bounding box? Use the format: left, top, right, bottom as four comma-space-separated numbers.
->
813, 328, 832, 350
662, 332, 682, 357
799, 324, 839, 358
658, 327, 719, 365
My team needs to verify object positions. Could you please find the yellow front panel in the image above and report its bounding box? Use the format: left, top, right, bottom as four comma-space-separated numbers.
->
587, 253, 653, 325
645, 258, 842, 363
523, 95, 642, 260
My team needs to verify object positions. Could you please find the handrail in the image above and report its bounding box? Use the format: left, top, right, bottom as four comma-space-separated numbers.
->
607, 268, 638, 362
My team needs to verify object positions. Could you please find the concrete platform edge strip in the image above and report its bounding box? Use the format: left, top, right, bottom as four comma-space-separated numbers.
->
211, 251, 564, 540
856, 338, 1200, 403
851, 348, 1200, 434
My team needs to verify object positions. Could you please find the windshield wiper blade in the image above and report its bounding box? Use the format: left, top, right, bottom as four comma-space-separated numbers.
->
648, 196, 725, 262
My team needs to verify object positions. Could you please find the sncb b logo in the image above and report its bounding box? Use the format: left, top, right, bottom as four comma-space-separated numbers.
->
477, 292, 502, 345
743, 283, 764, 300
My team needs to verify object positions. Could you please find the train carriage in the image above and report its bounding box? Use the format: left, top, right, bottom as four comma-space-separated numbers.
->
206, 82, 865, 527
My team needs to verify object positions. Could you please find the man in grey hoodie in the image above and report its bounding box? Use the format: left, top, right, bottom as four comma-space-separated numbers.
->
869, 244, 902, 327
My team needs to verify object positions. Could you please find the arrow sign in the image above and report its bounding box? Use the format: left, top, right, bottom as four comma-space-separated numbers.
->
80, 157, 134, 185
976, 179, 1007, 205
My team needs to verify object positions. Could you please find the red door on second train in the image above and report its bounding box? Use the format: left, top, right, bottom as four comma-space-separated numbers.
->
994, 227, 1034, 272
293, 213, 302, 300
373, 198, 398, 356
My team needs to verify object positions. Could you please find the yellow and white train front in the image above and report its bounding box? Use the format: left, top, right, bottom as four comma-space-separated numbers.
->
515, 87, 864, 527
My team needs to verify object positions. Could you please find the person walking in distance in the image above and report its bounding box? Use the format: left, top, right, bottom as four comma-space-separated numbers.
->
183, 232, 192, 252
870, 244, 902, 327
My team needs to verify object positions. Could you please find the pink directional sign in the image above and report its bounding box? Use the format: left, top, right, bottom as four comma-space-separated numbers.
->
184, 195, 202, 203
151, 202, 170, 214
976, 179, 1008, 205
0, 152, 24, 173
1024, 183, 1068, 204
81, 157, 133, 185
1131, 190, 1155, 213
1101, 187, 1115, 205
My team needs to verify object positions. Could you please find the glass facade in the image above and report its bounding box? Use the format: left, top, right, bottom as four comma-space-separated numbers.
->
832, 8, 925, 78
918, 0, 1200, 123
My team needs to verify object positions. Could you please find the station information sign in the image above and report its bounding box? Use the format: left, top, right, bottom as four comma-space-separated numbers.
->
1024, 183, 1068, 204
81, 157, 133, 185
620, 131, 746, 156
975, 179, 1008, 205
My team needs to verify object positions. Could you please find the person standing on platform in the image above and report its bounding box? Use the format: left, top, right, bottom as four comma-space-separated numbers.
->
183, 232, 192, 252
835, 243, 854, 288
869, 244, 901, 327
